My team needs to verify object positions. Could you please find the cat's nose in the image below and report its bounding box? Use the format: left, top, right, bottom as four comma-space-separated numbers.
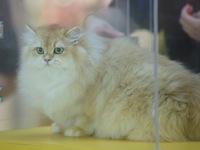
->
44, 58, 51, 63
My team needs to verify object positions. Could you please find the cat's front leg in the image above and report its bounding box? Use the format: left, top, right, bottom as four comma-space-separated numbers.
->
64, 126, 90, 137
64, 115, 94, 137
51, 122, 64, 134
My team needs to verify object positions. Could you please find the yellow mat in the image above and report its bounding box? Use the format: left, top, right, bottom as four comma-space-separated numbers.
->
0, 127, 200, 150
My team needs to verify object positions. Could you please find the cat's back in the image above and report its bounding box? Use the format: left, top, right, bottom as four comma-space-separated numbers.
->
99, 37, 155, 85
98, 36, 200, 101
103, 36, 199, 79
104, 37, 152, 65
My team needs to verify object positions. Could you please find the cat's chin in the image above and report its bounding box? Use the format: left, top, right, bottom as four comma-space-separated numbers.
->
43, 64, 56, 68
45, 63, 51, 66
38, 63, 51, 67
33, 63, 54, 69
42, 62, 58, 67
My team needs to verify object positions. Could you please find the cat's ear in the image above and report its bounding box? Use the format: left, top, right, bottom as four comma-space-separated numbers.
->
24, 25, 36, 35
65, 26, 82, 44
21, 25, 36, 45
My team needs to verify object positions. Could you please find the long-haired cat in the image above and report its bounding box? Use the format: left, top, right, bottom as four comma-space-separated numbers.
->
17, 24, 200, 142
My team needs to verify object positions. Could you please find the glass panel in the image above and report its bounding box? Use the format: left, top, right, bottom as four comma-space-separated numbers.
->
1, 0, 200, 149
0, 0, 165, 149
0, 21, 3, 38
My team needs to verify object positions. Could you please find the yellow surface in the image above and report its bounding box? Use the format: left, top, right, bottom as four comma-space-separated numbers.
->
0, 127, 200, 150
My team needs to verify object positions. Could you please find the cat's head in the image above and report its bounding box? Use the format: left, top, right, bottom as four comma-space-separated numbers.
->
21, 25, 88, 70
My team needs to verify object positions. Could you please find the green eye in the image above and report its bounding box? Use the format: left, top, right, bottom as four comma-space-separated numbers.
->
54, 47, 64, 54
36, 47, 44, 54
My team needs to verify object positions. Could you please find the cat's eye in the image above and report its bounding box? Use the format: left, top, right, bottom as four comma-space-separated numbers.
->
54, 47, 64, 54
36, 47, 44, 54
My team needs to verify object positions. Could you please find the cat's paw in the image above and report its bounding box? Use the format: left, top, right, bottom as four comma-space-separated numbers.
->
51, 122, 63, 134
64, 126, 87, 137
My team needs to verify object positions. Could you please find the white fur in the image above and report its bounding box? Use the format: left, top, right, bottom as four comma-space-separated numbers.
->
17, 29, 106, 129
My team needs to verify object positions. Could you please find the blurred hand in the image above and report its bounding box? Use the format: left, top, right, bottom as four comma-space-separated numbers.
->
180, 4, 200, 41
84, 15, 124, 39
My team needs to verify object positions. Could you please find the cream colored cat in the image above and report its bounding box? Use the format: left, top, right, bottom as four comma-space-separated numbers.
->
17, 25, 200, 142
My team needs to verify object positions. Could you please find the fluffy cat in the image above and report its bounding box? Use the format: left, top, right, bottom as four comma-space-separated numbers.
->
17, 25, 200, 142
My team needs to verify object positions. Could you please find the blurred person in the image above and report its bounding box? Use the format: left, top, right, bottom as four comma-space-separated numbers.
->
0, 0, 19, 97
101, 0, 154, 50
159, 0, 200, 73
23, 0, 124, 40
42, 0, 112, 26
0, 0, 20, 130
23, 0, 112, 27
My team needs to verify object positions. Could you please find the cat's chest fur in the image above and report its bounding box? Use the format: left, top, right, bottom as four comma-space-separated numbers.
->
18, 66, 85, 126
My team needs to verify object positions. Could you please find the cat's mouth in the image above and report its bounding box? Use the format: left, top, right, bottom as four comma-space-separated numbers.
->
43, 60, 60, 66
44, 61, 51, 66
45, 63, 51, 66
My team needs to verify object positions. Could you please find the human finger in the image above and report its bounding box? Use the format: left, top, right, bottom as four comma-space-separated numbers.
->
180, 4, 198, 27
182, 23, 200, 41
